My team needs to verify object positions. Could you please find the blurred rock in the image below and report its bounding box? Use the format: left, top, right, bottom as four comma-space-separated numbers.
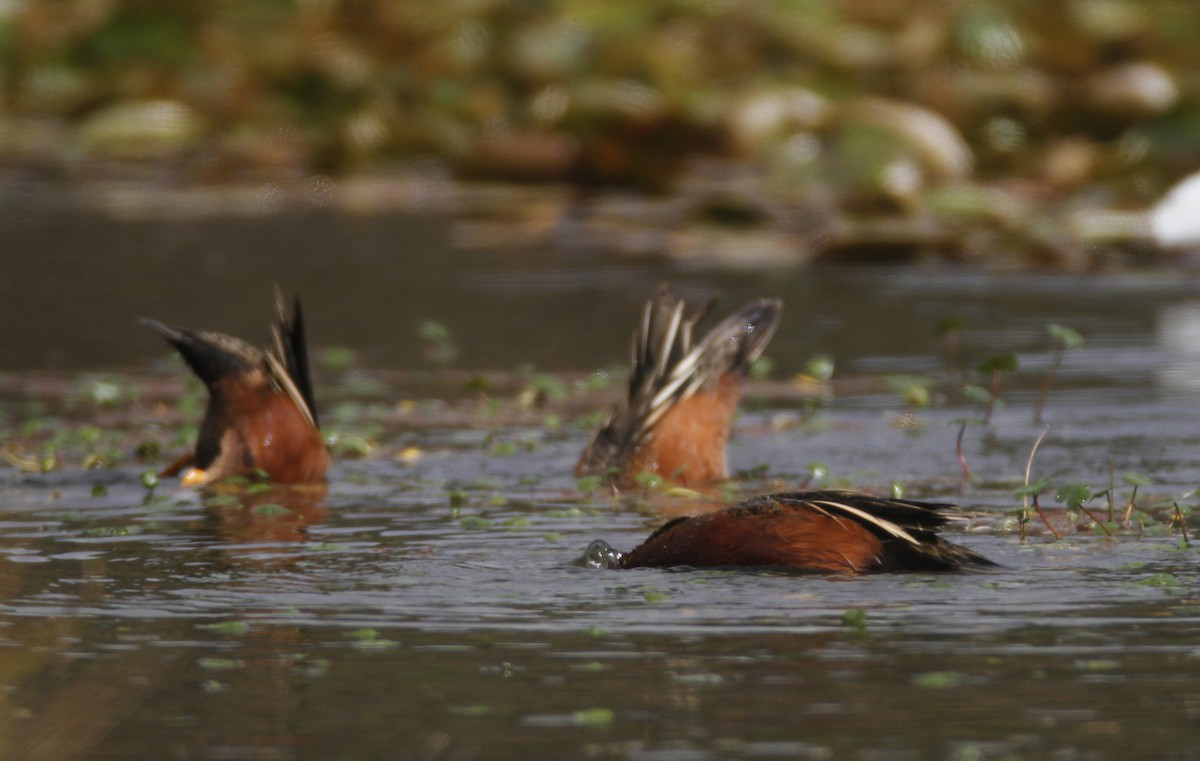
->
1151, 171, 1200, 247
838, 98, 974, 180
666, 226, 810, 269
22, 64, 93, 113
726, 88, 831, 156
1042, 138, 1100, 189
893, 12, 948, 71
955, 8, 1025, 70
817, 214, 954, 262
1087, 62, 1178, 119
790, 21, 898, 70
923, 182, 1029, 227
1069, 208, 1152, 245
508, 19, 589, 80
455, 129, 580, 183
77, 100, 203, 160
923, 69, 1055, 121
1068, 0, 1147, 42
0, 117, 70, 166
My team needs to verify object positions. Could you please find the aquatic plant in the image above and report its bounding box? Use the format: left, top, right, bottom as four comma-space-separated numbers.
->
953, 417, 975, 483
791, 354, 834, 423
937, 317, 965, 402
1034, 324, 1085, 424
1055, 482, 1113, 537
1119, 471, 1152, 526
976, 353, 1018, 425
1013, 478, 1060, 541
1171, 502, 1190, 548
516, 370, 568, 409
799, 461, 829, 489
418, 320, 458, 367
1015, 427, 1058, 540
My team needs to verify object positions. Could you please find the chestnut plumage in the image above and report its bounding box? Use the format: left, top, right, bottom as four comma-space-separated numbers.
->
586, 491, 996, 572
144, 291, 329, 486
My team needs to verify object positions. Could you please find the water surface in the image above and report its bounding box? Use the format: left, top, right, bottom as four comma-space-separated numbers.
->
2, 210, 1200, 759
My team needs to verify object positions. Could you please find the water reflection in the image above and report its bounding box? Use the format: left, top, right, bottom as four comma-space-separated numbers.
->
1157, 301, 1200, 390
200, 484, 329, 547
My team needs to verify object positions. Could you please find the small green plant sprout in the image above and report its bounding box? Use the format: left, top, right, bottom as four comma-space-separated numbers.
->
841, 607, 868, 635
1013, 478, 1060, 541
1120, 472, 1152, 526
318, 347, 358, 373
748, 355, 774, 380
1055, 483, 1113, 537
517, 371, 567, 410
792, 355, 835, 420
417, 320, 458, 367
140, 469, 159, 491
576, 474, 604, 496
736, 463, 771, 482
805, 355, 836, 383
936, 316, 965, 401
1107, 458, 1116, 524
884, 375, 931, 432
887, 375, 931, 409
1034, 324, 1084, 424
976, 353, 1018, 425
328, 432, 376, 459
578, 367, 616, 394
800, 461, 829, 488
632, 471, 665, 491
1171, 502, 1190, 548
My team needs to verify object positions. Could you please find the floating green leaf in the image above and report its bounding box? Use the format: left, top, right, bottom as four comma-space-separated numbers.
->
1013, 478, 1051, 498
912, 671, 967, 688
841, 608, 868, 630
805, 355, 835, 381
252, 503, 291, 517
1122, 472, 1152, 488
201, 621, 250, 636
198, 658, 245, 671
977, 353, 1018, 374
748, 356, 774, 380
1047, 323, 1084, 348
633, 472, 664, 490
571, 708, 615, 727
576, 475, 603, 494
1054, 483, 1092, 509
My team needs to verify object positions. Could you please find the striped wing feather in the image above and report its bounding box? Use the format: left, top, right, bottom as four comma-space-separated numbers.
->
577, 286, 782, 480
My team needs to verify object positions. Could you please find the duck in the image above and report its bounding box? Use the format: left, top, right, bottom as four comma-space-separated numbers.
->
577, 285, 782, 490
585, 490, 995, 572
143, 290, 330, 486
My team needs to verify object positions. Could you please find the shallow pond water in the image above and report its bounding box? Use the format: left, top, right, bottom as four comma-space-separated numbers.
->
3, 210, 1200, 759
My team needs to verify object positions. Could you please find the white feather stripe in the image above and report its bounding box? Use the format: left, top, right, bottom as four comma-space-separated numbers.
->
652, 302, 686, 379
644, 344, 708, 424
265, 353, 318, 430
811, 500, 922, 546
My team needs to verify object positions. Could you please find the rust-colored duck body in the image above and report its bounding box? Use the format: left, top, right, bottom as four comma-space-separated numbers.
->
586, 490, 995, 572
144, 292, 330, 486
577, 285, 782, 490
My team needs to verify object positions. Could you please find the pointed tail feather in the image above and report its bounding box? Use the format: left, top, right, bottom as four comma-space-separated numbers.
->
270, 290, 319, 429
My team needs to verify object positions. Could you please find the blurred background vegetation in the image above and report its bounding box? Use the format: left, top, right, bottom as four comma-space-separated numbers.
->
2, 0, 1199, 265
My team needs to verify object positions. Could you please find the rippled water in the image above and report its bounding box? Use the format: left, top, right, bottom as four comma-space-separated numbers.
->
3, 210, 1200, 759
